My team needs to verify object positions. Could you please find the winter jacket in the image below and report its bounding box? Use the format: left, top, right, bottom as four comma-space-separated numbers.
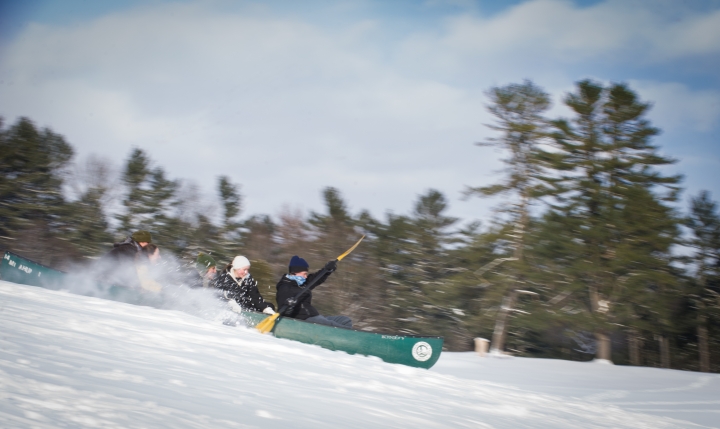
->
105, 237, 142, 262
215, 270, 275, 312
275, 270, 332, 320
99, 237, 144, 288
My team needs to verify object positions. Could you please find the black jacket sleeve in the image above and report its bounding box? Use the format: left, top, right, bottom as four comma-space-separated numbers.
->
216, 272, 274, 312
103, 240, 140, 263
306, 269, 332, 291
240, 275, 275, 312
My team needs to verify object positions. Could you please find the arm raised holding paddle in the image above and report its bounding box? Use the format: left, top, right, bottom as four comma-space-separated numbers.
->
256, 235, 364, 334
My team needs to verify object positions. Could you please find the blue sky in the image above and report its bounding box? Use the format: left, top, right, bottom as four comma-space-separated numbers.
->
1, 0, 718, 225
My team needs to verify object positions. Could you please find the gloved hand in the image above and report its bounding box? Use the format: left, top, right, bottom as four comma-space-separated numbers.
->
262, 307, 276, 315
286, 297, 297, 308
324, 260, 338, 273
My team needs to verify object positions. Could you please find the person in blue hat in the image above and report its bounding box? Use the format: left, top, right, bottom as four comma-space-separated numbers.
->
275, 255, 352, 329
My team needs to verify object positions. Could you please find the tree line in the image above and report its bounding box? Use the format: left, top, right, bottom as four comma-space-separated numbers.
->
0, 79, 718, 372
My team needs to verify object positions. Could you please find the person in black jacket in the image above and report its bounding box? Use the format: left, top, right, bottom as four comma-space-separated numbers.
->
105, 230, 152, 261
100, 230, 153, 288
215, 256, 275, 314
275, 255, 352, 329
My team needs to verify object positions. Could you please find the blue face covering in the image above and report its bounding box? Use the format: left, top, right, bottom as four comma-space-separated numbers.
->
287, 274, 306, 286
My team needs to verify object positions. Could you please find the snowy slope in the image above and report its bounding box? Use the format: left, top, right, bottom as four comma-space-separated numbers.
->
1, 280, 718, 429
434, 354, 720, 427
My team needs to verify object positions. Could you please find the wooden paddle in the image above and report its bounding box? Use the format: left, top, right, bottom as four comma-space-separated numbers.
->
256, 235, 365, 334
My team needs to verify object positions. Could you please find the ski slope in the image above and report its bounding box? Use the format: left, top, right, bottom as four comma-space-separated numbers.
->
1, 280, 718, 428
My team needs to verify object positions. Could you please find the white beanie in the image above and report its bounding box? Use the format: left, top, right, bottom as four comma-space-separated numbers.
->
231, 256, 251, 270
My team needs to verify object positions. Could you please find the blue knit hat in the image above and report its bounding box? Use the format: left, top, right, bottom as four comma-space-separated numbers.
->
288, 255, 309, 273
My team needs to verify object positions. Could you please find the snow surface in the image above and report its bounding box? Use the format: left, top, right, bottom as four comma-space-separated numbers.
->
1, 280, 718, 429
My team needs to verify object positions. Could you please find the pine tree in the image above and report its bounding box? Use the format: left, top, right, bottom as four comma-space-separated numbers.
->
465, 80, 551, 353
217, 175, 243, 259
219, 177, 242, 234
308, 187, 368, 323
64, 155, 117, 258
65, 187, 114, 257
374, 190, 461, 341
0, 117, 76, 265
360, 209, 416, 332
613, 185, 681, 367
548, 80, 682, 363
116, 148, 179, 248
181, 213, 223, 263
686, 191, 720, 372
242, 214, 276, 263
443, 221, 517, 351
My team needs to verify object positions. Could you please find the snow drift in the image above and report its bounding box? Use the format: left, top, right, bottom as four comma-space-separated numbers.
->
1, 280, 717, 428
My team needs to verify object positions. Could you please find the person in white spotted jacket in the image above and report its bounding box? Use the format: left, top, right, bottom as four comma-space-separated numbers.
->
215, 256, 276, 314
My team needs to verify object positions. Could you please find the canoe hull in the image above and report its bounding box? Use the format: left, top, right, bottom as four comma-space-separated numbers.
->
1, 251, 65, 289
241, 311, 443, 369
1, 251, 163, 306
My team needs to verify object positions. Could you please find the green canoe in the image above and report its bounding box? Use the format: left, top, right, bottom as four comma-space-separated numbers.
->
0, 251, 161, 306
1, 250, 444, 368
239, 311, 442, 368
1, 250, 66, 289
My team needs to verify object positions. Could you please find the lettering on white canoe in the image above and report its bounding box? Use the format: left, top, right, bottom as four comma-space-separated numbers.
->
412, 341, 432, 362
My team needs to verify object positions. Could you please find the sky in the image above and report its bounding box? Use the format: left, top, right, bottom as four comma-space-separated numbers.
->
1, 0, 719, 225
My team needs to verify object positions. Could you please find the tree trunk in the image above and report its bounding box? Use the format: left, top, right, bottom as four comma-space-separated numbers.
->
491, 292, 517, 354
590, 284, 612, 362
489, 196, 527, 356
512, 192, 529, 261
628, 329, 642, 366
657, 335, 671, 369
698, 313, 710, 373
589, 285, 599, 313
595, 332, 611, 361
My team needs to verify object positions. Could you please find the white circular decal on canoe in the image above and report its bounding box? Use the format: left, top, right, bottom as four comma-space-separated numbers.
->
412, 341, 432, 362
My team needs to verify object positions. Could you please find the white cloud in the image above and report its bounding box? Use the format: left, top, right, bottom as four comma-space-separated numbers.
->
398, 0, 720, 76
662, 7, 720, 58
0, 1, 498, 222
630, 80, 720, 133
0, 0, 718, 224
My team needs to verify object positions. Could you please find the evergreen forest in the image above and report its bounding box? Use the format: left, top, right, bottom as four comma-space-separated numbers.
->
1, 79, 718, 372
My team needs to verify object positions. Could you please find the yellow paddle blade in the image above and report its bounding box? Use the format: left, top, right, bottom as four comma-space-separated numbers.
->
337, 235, 365, 261
256, 312, 280, 334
